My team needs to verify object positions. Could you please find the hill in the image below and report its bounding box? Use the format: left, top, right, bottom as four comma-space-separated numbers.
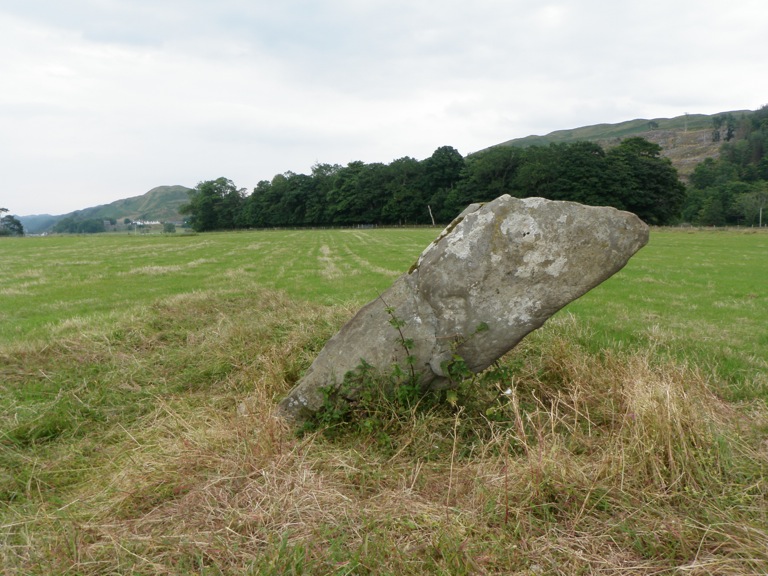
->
494, 110, 752, 180
20, 185, 192, 234
17, 109, 755, 234
66, 184, 192, 222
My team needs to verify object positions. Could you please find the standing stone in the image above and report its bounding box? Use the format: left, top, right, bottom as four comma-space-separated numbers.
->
278, 195, 649, 422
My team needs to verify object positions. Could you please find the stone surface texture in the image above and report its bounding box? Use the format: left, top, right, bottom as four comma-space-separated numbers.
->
278, 195, 649, 422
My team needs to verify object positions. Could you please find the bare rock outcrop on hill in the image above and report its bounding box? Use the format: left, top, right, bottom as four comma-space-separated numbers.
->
604, 128, 721, 181
278, 195, 649, 423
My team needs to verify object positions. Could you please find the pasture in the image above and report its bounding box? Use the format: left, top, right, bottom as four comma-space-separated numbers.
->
1, 228, 767, 574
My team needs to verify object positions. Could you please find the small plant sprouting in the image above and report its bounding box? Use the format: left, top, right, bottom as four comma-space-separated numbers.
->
379, 295, 417, 382
440, 321, 491, 387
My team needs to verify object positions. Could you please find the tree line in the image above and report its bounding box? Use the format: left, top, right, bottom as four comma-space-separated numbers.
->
180, 137, 686, 232
682, 106, 768, 226
11, 108, 765, 235
51, 216, 108, 234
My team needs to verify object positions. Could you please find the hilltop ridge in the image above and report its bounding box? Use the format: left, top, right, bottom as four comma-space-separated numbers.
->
20, 185, 191, 234
495, 110, 752, 180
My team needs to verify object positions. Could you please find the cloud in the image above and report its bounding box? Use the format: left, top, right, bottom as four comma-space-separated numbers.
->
1, 0, 767, 215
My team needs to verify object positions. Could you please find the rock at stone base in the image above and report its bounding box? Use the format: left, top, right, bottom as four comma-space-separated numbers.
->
278, 195, 649, 423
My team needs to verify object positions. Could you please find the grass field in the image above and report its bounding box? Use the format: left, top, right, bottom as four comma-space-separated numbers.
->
1, 228, 767, 574
0, 229, 433, 342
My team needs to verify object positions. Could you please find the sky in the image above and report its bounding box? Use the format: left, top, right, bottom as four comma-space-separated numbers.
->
2, 0, 767, 216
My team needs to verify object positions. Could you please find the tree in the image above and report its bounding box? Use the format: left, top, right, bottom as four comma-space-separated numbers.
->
547, 141, 610, 204
0, 208, 24, 236
328, 160, 386, 224
699, 194, 726, 226
736, 185, 768, 226
511, 145, 558, 198
455, 146, 525, 205
242, 180, 274, 227
712, 115, 724, 142
689, 157, 738, 189
725, 113, 737, 142
78, 219, 106, 234
305, 163, 341, 225
179, 178, 246, 232
381, 157, 427, 225
51, 217, 105, 234
423, 146, 465, 221
605, 137, 686, 224
423, 146, 465, 191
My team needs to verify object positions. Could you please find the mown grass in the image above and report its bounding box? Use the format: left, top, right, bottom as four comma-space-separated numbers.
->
567, 228, 768, 401
1, 228, 767, 574
0, 230, 433, 343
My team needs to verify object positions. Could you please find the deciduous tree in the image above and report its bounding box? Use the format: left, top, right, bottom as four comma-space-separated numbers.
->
0, 208, 24, 236
180, 178, 246, 232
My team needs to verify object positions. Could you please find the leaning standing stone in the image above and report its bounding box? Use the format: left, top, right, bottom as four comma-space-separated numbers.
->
278, 195, 649, 423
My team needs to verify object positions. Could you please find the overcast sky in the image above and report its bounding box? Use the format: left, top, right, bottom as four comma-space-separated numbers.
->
2, 0, 766, 216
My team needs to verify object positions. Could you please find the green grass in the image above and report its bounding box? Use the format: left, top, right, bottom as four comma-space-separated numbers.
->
1, 227, 767, 575
567, 229, 768, 400
3, 228, 765, 398
0, 229, 434, 342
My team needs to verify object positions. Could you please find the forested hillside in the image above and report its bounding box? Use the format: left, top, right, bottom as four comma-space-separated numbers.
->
495, 111, 745, 181
496, 107, 768, 227
181, 137, 685, 231
681, 107, 768, 226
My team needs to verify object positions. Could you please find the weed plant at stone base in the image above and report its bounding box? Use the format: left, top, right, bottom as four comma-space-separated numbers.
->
301, 307, 521, 456
301, 303, 445, 446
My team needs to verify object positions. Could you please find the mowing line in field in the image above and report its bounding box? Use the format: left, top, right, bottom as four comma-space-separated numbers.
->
318, 244, 344, 279
339, 244, 402, 277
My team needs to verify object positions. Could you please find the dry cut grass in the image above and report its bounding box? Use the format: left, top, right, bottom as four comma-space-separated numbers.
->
2, 292, 767, 575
